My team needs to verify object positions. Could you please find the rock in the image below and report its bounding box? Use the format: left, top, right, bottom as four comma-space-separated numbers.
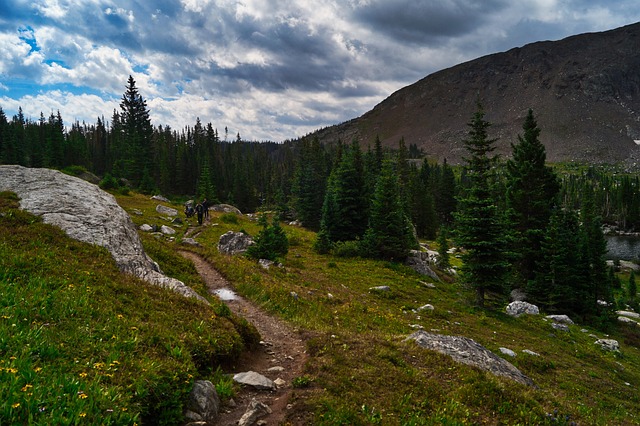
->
522, 349, 540, 356
290, 291, 299, 300
617, 310, 640, 319
156, 204, 178, 216
546, 315, 574, 325
259, 259, 273, 269
184, 380, 220, 423
369, 285, 391, 292
551, 323, 570, 332
421, 281, 436, 289
407, 331, 534, 386
172, 217, 183, 225
274, 378, 286, 388
139, 224, 153, 232
218, 231, 254, 255
131, 208, 143, 216
506, 301, 540, 317
267, 366, 285, 373
151, 194, 170, 202
0, 165, 207, 304
499, 347, 516, 357
181, 237, 200, 247
417, 304, 435, 312
405, 250, 440, 281
238, 398, 272, 426
618, 316, 639, 325
210, 203, 242, 215
233, 371, 276, 390
595, 339, 620, 352
160, 225, 176, 235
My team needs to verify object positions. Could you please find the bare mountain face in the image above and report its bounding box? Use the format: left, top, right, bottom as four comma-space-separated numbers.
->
312, 23, 640, 164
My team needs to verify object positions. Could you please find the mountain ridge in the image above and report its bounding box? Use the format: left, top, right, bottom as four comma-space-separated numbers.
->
310, 22, 640, 164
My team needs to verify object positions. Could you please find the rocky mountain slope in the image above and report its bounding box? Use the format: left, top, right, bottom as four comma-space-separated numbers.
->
311, 22, 640, 164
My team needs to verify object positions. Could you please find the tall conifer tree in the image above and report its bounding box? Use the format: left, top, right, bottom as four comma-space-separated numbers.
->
454, 102, 512, 307
506, 109, 560, 287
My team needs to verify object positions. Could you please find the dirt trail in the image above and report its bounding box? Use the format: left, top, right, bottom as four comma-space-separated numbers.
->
179, 250, 308, 425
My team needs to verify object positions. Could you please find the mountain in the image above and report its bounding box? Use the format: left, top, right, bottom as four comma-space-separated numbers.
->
311, 22, 640, 164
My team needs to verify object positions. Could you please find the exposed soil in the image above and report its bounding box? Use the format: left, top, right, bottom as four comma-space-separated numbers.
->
179, 250, 308, 425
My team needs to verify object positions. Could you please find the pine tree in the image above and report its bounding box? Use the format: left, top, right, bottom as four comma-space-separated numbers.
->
362, 160, 417, 261
291, 137, 327, 231
437, 226, 451, 270
453, 102, 512, 307
505, 109, 560, 287
246, 214, 289, 261
120, 75, 154, 187
322, 140, 368, 242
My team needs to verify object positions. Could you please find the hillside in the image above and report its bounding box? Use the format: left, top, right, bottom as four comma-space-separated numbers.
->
3, 189, 640, 424
311, 22, 640, 165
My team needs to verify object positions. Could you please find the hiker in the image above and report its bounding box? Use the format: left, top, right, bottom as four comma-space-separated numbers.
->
202, 198, 209, 219
184, 203, 195, 218
195, 201, 204, 225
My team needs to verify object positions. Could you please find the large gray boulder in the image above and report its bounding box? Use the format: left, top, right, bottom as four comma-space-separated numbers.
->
407, 331, 534, 386
506, 301, 540, 317
218, 231, 254, 255
405, 250, 440, 281
0, 165, 207, 303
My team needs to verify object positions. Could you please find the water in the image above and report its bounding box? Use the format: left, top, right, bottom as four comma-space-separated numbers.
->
605, 235, 640, 261
213, 288, 238, 301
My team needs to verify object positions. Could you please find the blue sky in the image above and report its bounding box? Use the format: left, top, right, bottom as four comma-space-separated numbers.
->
1, 0, 639, 141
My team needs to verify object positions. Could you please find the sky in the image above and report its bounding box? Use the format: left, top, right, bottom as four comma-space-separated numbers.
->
0, 1, 639, 142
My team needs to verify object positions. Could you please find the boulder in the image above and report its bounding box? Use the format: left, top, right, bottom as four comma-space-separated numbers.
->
184, 380, 220, 423
139, 224, 153, 232
218, 231, 254, 255
156, 204, 178, 217
370, 285, 391, 292
210, 203, 242, 215
499, 347, 516, 357
595, 339, 620, 352
506, 301, 539, 317
618, 316, 639, 325
151, 194, 170, 202
407, 331, 534, 386
617, 310, 640, 319
405, 250, 440, 281
0, 165, 207, 304
416, 304, 435, 312
181, 238, 200, 247
551, 323, 570, 332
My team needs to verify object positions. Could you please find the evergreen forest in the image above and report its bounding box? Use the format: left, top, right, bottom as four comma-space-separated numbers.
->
1, 76, 639, 326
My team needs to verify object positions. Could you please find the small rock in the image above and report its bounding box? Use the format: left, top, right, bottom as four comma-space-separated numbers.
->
233, 371, 276, 390
370, 285, 390, 292
290, 291, 299, 299
238, 398, 272, 426
156, 204, 178, 217
499, 347, 516, 357
617, 310, 640, 319
184, 380, 220, 423
151, 195, 170, 202
181, 237, 200, 246
417, 304, 434, 312
618, 316, 639, 325
546, 314, 574, 325
522, 349, 540, 356
267, 366, 285, 373
160, 225, 176, 235
327, 293, 334, 299
274, 378, 286, 388
551, 323, 570, 332
259, 259, 273, 269
595, 339, 620, 352
139, 223, 153, 232
131, 209, 143, 216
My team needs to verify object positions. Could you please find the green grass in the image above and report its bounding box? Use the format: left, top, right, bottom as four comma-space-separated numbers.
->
131, 192, 640, 425
4, 190, 640, 425
0, 191, 256, 425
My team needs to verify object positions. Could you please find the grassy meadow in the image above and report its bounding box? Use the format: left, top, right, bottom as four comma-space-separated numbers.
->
2, 190, 640, 425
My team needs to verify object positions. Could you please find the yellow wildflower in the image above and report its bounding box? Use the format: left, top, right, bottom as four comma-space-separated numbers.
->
12, 403, 20, 408
34, 367, 42, 373
21, 384, 33, 392
79, 372, 88, 378
78, 393, 88, 399
79, 413, 87, 418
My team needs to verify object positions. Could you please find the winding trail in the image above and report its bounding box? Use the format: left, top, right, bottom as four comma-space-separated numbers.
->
179, 250, 308, 425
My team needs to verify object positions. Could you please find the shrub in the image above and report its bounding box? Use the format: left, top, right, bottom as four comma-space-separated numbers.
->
245, 214, 289, 261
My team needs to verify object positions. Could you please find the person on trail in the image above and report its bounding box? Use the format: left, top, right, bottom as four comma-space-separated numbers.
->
202, 198, 209, 219
195, 201, 204, 225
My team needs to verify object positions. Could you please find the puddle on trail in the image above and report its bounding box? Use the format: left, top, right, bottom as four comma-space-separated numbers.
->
213, 288, 238, 301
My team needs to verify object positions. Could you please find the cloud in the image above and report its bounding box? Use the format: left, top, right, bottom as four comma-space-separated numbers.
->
1, 0, 640, 141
